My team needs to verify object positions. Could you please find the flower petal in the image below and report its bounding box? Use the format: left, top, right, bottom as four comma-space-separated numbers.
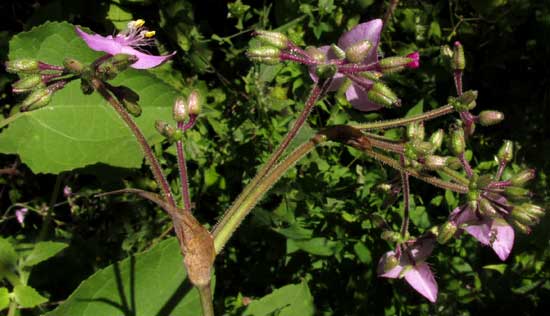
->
404, 262, 438, 303
119, 46, 176, 69
464, 221, 492, 246
490, 218, 515, 261
345, 83, 383, 112
308, 46, 345, 91
75, 27, 123, 55
338, 19, 382, 64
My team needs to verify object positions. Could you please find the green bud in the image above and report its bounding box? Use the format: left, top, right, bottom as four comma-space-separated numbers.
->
155, 120, 176, 139
254, 30, 289, 49
330, 44, 346, 60
452, 41, 466, 70
315, 64, 337, 82
345, 40, 372, 63
413, 141, 434, 156
305, 46, 326, 63
379, 56, 413, 74
497, 140, 513, 164
428, 129, 444, 150
519, 203, 545, 217
247, 47, 280, 64
80, 79, 94, 95
437, 221, 457, 244
406, 122, 425, 141
172, 97, 188, 122
504, 186, 531, 200
450, 126, 466, 155
358, 71, 383, 81
96, 54, 138, 80
21, 88, 52, 111
478, 110, 504, 126
187, 90, 201, 115
110, 54, 138, 70
63, 58, 84, 74
458, 90, 478, 110
446, 157, 462, 169
5, 59, 39, 74
12, 75, 44, 93
479, 198, 498, 217
509, 219, 531, 234
404, 143, 418, 160
383, 254, 400, 272
510, 208, 537, 226
510, 169, 536, 186
381, 231, 401, 243
440, 45, 453, 58
424, 155, 448, 170
122, 99, 142, 117
367, 82, 400, 108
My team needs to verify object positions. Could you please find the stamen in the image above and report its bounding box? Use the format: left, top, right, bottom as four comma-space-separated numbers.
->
134, 19, 145, 28
144, 31, 156, 38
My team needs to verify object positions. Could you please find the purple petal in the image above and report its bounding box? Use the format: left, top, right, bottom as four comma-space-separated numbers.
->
490, 218, 515, 261
464, 220, 492, 245
377, 251, 404, 278
404, 262, 438, 303
119, 46, 176, 69
308, 46, 345, 91
408, 237, 435, 262
15, 208, 28, 225
406, 52, 420, 69
345, 83, 383, 111
76, 27, 124, 55
338, 19, 382, 64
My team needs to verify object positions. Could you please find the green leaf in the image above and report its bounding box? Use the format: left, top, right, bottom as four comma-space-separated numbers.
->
482, 264, 507, 274
243, 281, 314, 316
1, 21, 178, 174
0, 287, 9, 311
22, 241, 68, 267
0, 237, 17, 269
405, 99, 424, 117
353, 242, 372, 264
13, 285, 48, 308
44, 238, 206, 316
287, 237, 342, 256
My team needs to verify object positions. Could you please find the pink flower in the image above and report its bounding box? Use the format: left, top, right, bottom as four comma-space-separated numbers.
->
378, 237, 438, 303
15, 208, 28, 226
406, 51, 420, 69
76, 20, 175, 69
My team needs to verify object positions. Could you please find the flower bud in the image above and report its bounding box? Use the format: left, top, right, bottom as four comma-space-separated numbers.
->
12, 75, 44, 93
518, 203, 545, 217
358, 71, 383, 81
247, 47, 280, 64
80, 79, 94, 95
5, 59, 40, 74
315, 64, 337, 82
122, 99, 142, 117
379, 56, 414, 73
63, 58, 85, 74
440, 45, 453, 58
381, 231, 401, 243
172, 96, 188, 122
345, 40, 372, 63
254, 30, 289, 49
450, 127, 465, 155
406, 122, 425, 141
510, 208, 537, 226
405, 52, 420, 69
437, 221, 457, 244
330, 44, 346, 60
382, 254, 400, 272
497, 140, 513, 164
424, 155, 448, 170
479, 198, 498, 217
510, 169, 536, 186
155, 120, 177, 139
404, 143, 418, 160
187, 90, 201, 115
478, 110, 504, 126
504, 186, 531, 200
367, 82, 400, 108
96, 54, 138, 80
413, 141, 434, 156
509, 219, 531, 235
305, 46, 326, 63
452, 41, 465, 71
446, 157, 462, 169
429, 129, 444, 150
21, 88, 52, 111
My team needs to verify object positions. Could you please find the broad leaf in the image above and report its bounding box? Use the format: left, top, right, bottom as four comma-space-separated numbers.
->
1, 21, 178, 174
22, 241, 68, 267
44, 238, 206, 316
0, 237, 17, 268
243, 281, 314, 316
0, 287, 9, 311
13, 285, 48, 308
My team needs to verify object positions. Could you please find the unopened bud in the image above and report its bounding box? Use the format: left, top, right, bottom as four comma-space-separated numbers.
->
247, 47, 280, 64
345, 40, 372, 63
497, 140, 513, 164
5, 59, 39, 74
429, 129, 444, 150
518, 203, 545, 217
510, 208, 537, 226
510, 169, 536, 186
440, 45, 453, 58
155, 120, 176, 139
437, 221, 457, 244
12, 75, 44, 93
504, 186, 531, 200
479, 198, 498, 217
450, 127, 465, 155
330, 44, 346, 60
446, 157, 462, 169
413, 141, 434, 156
122, 99, 142, 117
359, 71, 383, 81
96, 54, 138, 80
406, 122, 425, 141
478, 110, 504, 126
254, 30, 289, 49
367, 82, 400, 108
80, 79, 94, 95
305, 46, 326, 63
379, 56, 413, 73
63, 58, 84, 74
21, 88, 52, 111
424, 155, 448, 170
452, 41, 466, 70
172, 97, 188, 122
383, 254, 400, 272
509, 219, 531, 234
110, 54, 139, 70
381, 231, 401, 243
315, 64, 337, 82
187, 90, 201, 115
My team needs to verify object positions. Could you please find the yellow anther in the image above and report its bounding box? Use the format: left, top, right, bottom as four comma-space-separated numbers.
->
144, 31, 156, 38
134, 19, 145, 28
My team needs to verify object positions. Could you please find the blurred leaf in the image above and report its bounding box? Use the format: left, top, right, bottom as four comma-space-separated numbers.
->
22, 241, 68, 267
0, 287, 9, 311
0, 238, 17, 269
13, 285, 48, 308
287, 237, 343, 256
483, 264, 507, 274
243, 281, 314, 316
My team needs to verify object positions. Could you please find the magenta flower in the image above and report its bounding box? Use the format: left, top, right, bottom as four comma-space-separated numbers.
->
15, 208, 28, 226
76, 20, 175, 69
405, 51, 420, 69
378, 237, 438, 303
451, 204, 514, 261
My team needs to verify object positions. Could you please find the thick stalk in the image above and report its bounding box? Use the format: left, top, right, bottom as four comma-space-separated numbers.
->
212, 79, 330, 234
176, 121, 192, 213
440, 166, 470, 186
212, 135, 325, 253
91, 78, 176, 207
198, 284, 215, 316
399, 156, 410, 238
351, 104, 454, 130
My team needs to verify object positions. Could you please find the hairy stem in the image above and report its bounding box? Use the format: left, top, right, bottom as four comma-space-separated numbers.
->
91, 79, 176, 207
176, 121, 192, 213
440, 166, 470, 186
399, 156, 410, 238
382, 0, 400, 31
351, 104, 455, 130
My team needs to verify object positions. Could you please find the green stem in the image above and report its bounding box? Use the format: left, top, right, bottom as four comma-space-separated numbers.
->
0, 112, 23, 129
91, 79, 176, 207
198, 284, 215, 316
7, 301, 17, 316
351, 104, 454, 130
399, 156, 410, 238
440, 166, 470, 186
212, 79, 329, 240
212, 134, 325, 253
37, 174, 63, 241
